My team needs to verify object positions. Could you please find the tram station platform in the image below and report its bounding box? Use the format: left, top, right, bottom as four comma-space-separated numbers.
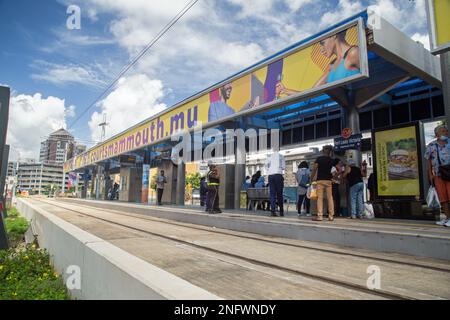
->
58, 198, 450, 261
16, 197, 450, 300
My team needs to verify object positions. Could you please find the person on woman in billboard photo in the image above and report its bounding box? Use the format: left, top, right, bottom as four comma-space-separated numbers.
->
276, 29, 360, 97
208, 83, 234, 122
315, 30, 360, 85
424, 125, 450, 227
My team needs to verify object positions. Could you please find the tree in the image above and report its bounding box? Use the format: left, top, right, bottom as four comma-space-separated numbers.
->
185, 172, 202, 189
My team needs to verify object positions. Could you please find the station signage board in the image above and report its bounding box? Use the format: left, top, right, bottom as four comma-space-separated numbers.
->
426, 0, 450, 54
64, 18, 369, 172
334, 133, 362, 152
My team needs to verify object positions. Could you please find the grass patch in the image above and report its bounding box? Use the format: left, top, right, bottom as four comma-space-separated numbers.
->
5, 215, 29, 243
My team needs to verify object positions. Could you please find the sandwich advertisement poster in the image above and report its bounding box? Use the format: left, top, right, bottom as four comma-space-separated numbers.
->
374, 125, 421, 197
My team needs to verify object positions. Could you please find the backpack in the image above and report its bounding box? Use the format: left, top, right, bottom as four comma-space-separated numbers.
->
299, 171, 310, 188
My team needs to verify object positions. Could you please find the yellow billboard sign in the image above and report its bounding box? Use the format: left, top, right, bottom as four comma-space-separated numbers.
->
374, 125, 421, 198
426, 0, 450, 54
65, 19, 368, 172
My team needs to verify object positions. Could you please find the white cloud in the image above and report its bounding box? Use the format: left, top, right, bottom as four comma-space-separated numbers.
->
284, 0, 313, 12
216, 42, 265, 68
368, 0, 427, 33
88, 74, 167, 142
227, 0, 276, 18
6, 93, 75, 160
411, 33, 430, 51
320, 0, 364, 28
31, 61, 107, 88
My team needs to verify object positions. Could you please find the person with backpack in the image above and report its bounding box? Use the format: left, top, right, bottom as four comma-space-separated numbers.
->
424, 125, 450, 227
296, 161, 311, 216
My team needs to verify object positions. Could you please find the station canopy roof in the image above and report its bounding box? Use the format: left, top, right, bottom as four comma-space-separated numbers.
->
65, 9, 442, 173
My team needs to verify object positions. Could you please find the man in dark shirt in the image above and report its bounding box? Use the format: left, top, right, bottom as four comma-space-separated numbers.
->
311, 145, 335, 221
343, 159, 364, 219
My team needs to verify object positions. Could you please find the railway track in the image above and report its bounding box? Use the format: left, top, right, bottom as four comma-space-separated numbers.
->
55, 198, 450, 274
31, 198, 450, 300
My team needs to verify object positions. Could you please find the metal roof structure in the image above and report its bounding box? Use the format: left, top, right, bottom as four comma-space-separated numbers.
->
64, 9, 442, 173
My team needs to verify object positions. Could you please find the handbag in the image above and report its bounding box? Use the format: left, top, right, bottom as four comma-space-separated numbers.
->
435, 144, 450, 181
307, 183, 318, 200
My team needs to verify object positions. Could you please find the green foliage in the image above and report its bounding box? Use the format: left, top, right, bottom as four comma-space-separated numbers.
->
186, 172, 202, 189
6, 206, 19, 218
5, 210, 29, 243
0, 245, 69, 300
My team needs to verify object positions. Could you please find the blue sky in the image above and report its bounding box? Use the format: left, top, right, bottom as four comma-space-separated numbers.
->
0, 0, 430, 160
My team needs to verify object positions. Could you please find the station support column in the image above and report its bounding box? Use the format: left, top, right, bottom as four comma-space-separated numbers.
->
95, 165, 102, 200
234, 142, 246, 210
90, 166, 96, 200
81, 169, 89, 199
176, 162, 185, 206
344, 92, 362, 166
442, 52, 450, 128
103, 163, 111, 200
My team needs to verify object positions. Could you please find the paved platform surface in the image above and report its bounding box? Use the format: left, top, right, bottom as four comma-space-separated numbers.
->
57, 198, 450, 261
62, 198, 449, 236
23, 197, 450, 300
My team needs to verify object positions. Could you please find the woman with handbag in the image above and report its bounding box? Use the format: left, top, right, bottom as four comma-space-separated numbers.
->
424, 125, 450, 227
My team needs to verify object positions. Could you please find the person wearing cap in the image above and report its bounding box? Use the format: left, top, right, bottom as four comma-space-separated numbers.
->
311, 145, 335, 221
266, 150, 286, 217
206, 162, 221, 214
343, 159, 364, 219
424, 124, 450, 227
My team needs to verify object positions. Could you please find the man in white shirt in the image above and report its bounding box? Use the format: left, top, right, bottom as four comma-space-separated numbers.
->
266, 151, 286, 217
156, 170, 167, 206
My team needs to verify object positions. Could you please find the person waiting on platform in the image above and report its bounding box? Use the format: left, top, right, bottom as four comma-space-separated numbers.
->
242, 176, 251, 190
255, 175, 269, 211
156, 170, 167, 206
206, 162, 222, 214
425, 125, 450, 227
266, 150, 286, 217
251, 171, 262, 188
296, 161, 311, 217
255, 175, 265, 188
200, 177, 207, 207
332, 159, 344, 217
311, 145, 335, 222
343, 159, 364, 219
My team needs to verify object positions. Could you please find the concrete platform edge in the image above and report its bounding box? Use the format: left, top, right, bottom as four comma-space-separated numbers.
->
16, 198, 221, 300
67, 199, 450, 261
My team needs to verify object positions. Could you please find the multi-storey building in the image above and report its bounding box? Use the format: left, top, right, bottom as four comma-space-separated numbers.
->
39, 128, 75, 165
16, 162, 68, 194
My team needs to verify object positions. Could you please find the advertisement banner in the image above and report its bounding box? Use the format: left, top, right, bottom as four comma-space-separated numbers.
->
67, 172, 78, 188
374, 125, 421, 198
426, 0, 450, 54
65, 19, 368, 172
